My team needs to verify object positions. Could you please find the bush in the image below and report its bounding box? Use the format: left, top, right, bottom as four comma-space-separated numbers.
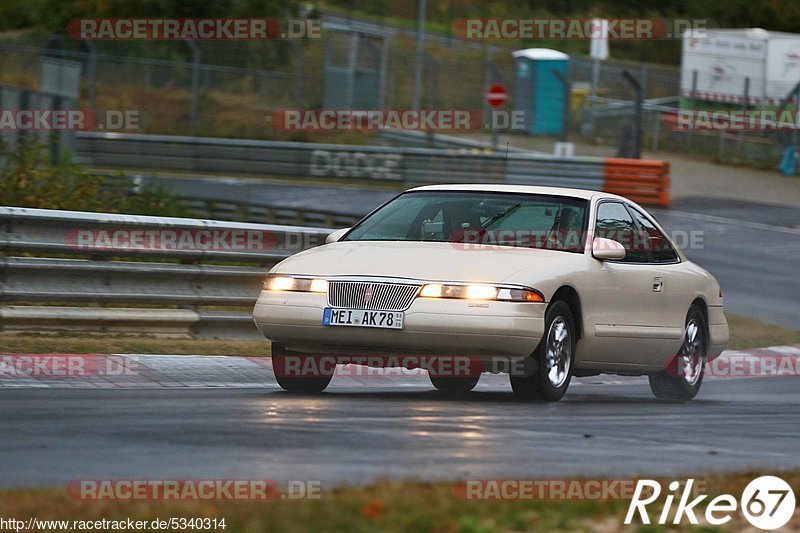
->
0, 137, 185, 216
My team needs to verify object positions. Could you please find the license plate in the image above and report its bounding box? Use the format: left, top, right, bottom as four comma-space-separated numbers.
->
323, 308, 404, 329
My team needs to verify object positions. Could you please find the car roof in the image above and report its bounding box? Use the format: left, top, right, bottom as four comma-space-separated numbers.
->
407, 184, 625, 202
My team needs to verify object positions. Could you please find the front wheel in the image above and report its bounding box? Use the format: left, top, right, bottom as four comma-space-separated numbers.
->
271, 343, 334, 393
648, 307, 707, 401
510, 301, 575, 401
429, 375, 480, 394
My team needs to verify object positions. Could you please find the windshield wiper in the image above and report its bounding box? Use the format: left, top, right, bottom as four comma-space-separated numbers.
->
480, 203, 521, 229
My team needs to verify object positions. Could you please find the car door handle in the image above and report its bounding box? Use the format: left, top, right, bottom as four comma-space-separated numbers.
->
652, 277, 663, 292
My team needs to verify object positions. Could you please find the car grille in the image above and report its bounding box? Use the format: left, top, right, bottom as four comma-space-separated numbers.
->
327, 281, 419, 311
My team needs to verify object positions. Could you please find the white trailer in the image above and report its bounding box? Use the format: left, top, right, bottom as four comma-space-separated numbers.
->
681, 28, 800, 105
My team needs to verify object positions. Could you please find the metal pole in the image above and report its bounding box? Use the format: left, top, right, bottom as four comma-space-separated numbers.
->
687, 70, 697, 148
588, 58, 600, 137
794, 82, 800, 155
639, 62, 648, 98
412, 0, 426, 110
186, 39, 200, 136
378, 36, 390, 107
346, 32, 358, 109
86, 40, 96, 110
621, 69, 643, 158
292, 41, 304, 108
552, 68, 571, 142
51, 95, 62, 164
738, 77, 749, 149
485, 45, 498, 150
774, 80, 800, 168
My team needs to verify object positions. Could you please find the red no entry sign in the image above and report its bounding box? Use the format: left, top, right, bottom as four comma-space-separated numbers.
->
486, 83, 507, 107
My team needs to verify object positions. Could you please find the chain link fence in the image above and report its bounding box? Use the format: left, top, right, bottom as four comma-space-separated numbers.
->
0, 19, 795, 168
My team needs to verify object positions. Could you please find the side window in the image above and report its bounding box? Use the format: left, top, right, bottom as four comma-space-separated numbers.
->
629, 208, 678, 263
594, 202, 648, 262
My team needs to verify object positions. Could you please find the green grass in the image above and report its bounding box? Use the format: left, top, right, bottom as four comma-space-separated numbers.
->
1, 472, 797, 532
0, 333, 270, 356
725, 314, 800, 350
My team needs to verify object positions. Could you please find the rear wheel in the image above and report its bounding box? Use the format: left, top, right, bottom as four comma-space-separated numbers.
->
649, 307, 706, 401
271, 343, 334, 393
510, 301, 575, 401
429, 375, 480, 394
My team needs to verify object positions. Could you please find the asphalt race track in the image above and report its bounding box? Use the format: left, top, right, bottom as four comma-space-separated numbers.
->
1, 354, 800, 487
655, 198, 800, 330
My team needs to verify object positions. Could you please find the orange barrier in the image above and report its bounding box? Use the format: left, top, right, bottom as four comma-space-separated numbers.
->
602, 158, 670, 207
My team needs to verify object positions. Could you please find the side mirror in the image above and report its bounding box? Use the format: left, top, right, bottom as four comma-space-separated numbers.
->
326, 227, 350, 244
592, 237, 626, 261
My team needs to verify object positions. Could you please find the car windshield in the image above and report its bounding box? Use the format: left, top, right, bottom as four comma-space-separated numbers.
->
343, 191, 588, 252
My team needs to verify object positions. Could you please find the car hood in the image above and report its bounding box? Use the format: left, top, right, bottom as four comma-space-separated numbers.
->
273, 240, 584, 284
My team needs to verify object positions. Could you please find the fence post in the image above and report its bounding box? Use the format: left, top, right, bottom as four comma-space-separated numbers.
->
652, 111, 661, 151
621, 70, 643, 158
639, 62, 648, 98
588, 58, 600, 137
86, 40, 97, 110
412, 0, 427, 111
378, 35, 390, 108
687, 70, 697, 148
346, 32, 358, 109
793, 82, 800, 156
552, 68, 571, 142
738, 77, 750, 150
186, 39, 200, 136
292, 41, 304, 108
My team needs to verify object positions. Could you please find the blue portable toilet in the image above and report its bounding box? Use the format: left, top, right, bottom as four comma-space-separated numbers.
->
512, 48, 569, 135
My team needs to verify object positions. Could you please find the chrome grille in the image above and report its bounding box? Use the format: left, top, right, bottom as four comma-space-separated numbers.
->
327, 281, 419, 311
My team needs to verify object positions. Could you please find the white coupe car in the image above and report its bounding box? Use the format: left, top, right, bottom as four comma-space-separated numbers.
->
253, 185, 728, 401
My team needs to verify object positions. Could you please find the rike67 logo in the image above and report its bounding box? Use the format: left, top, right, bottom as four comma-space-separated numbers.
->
625, 476, 796, 530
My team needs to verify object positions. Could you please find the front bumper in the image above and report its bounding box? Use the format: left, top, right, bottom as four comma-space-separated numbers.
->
253, 290, 545, 356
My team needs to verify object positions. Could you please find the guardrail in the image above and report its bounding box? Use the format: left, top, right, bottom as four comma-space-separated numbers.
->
0, 206, 329, 338
76, 132, 670, 206
177, 198, 361, 228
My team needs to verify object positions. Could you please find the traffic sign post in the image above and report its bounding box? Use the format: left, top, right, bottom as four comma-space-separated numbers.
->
485, 83, 507, 150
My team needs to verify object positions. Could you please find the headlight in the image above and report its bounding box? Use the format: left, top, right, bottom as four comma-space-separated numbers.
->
264, 275, 328, 293
419, 283, 544, 302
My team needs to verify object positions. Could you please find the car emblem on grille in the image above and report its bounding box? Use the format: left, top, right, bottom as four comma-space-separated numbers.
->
364, 284, 374, 305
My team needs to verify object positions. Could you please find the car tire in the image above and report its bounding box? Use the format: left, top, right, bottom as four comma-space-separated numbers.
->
429, 375, 480, 394
648, 306, 707, 402
510, 301, 575, 401
271, 343, 333, 393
